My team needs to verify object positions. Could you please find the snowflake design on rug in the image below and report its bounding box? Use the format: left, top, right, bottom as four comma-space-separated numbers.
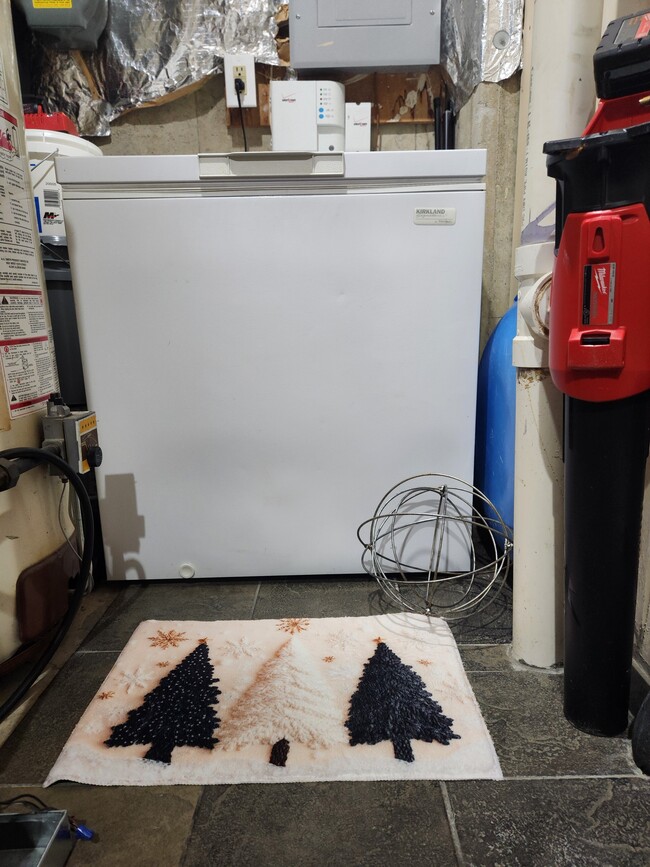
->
323, 656, 335, 663
118, 667, 155, 694
96, 691, 114, 701
220, 637, 261, 659
276, 618, 310, 635
148, 629, 188, 649
107, 705, 133, 724
156, 662, 169, 669
327, 628, 357, 652
328, 662, 358, 683
418, 659, 432, 667
82, 718, 107, 736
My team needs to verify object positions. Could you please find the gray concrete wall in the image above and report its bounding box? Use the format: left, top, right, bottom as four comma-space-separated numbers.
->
94, 76, 438, 156
456, 77, 521, 348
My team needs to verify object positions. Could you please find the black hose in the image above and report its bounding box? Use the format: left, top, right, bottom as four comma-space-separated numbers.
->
0, 447, 94, 723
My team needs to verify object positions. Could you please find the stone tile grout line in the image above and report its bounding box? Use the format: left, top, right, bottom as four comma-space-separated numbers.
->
249, 581, 262, 619
180, 784, 235, 867
440, 780, 465, 866
501, 773, 643, 781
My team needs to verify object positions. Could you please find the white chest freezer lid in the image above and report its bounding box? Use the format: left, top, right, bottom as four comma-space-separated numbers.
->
55, 150, 487, 188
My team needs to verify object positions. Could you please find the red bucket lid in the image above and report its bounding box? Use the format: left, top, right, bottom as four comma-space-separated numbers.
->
23, 105, 79, 136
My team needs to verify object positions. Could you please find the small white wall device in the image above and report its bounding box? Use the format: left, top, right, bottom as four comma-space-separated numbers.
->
345, 102, 372, 151
270, 80, 345, 152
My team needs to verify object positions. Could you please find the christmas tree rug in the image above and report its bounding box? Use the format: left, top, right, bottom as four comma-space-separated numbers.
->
44, 613, 502, 786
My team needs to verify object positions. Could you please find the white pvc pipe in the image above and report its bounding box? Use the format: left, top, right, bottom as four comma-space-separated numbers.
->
513, 372, 565, 666
511, 0, 605, 669
602, 1, 643, 34
512, 243, 564, 668
519, 0, 606, 243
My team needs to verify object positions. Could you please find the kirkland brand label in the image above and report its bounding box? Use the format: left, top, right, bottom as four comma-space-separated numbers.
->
414, 207, 456, 226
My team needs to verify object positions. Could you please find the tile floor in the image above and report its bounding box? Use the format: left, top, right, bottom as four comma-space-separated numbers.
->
0, 578, 648, 867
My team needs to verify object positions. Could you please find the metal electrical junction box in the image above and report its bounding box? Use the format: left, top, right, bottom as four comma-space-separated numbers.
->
43, 410, 100, 474
0, 810, 74, 867
289, 0, 441, 69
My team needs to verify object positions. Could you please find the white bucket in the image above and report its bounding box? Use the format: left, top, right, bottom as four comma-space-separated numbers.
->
26, 129, 102, 243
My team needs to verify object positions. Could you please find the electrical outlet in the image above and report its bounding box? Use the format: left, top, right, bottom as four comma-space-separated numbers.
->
233, 65, 247, 97
224, 54, 257, 109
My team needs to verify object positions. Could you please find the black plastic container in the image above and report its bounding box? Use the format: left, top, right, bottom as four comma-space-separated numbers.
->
595, 9, 650, 98
564, 392, 650, 735
544, 122, 650, 241
42, 247, 87, 410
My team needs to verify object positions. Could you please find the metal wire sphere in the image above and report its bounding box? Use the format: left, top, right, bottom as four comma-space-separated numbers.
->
358, 474, 512, 620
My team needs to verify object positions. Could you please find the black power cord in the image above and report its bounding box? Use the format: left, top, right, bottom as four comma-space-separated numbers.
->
235, 77, 248, 152
0, 447, 94, 723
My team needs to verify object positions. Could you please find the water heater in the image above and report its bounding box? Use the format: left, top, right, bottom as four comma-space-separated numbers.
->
270, 81, 345, 152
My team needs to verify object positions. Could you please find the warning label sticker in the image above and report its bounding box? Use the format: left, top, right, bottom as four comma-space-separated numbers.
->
0, 108, 20, 166
0, 337, 56, 417
0, 291, 55, 417
0, 290, 47, 340
0, 30, 53, 423
0, 111, 40, 291
32, 0, 72, 7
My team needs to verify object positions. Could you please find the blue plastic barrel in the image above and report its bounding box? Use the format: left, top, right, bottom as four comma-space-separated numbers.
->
474, 301, 517, 545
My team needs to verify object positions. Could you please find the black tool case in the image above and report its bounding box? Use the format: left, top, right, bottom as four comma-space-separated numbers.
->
595, 8, 650, 98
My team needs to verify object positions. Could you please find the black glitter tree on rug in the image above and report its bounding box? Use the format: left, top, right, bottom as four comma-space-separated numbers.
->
105, 640, 221, 764
345, 641, 460, 763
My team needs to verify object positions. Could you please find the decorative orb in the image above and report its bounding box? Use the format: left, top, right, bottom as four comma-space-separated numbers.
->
358, 474, 512, 620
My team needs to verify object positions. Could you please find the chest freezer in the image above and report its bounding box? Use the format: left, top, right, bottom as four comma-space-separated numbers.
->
56, 150, 486, 581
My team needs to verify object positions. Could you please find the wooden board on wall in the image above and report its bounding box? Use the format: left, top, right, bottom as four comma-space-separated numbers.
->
226, 70, 442, 128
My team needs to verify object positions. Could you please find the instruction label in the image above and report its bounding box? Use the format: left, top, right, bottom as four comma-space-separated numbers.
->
0, 290, 55, 416
0, 290, 47, 340
0, 110, 40, 290
414, 207, 456, 226
0, 60, 55, 420
0, 338, 57, 417
33, 0, 72, 7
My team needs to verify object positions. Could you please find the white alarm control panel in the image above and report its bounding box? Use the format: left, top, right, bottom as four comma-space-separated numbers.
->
271, 81, 345, 152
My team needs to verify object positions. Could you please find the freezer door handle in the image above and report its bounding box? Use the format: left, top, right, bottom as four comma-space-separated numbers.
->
198, 152, 345, 178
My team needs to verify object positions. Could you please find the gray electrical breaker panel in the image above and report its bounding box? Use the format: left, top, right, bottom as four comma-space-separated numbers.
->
289, 0, 441, 69
13, 0, 108, 51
